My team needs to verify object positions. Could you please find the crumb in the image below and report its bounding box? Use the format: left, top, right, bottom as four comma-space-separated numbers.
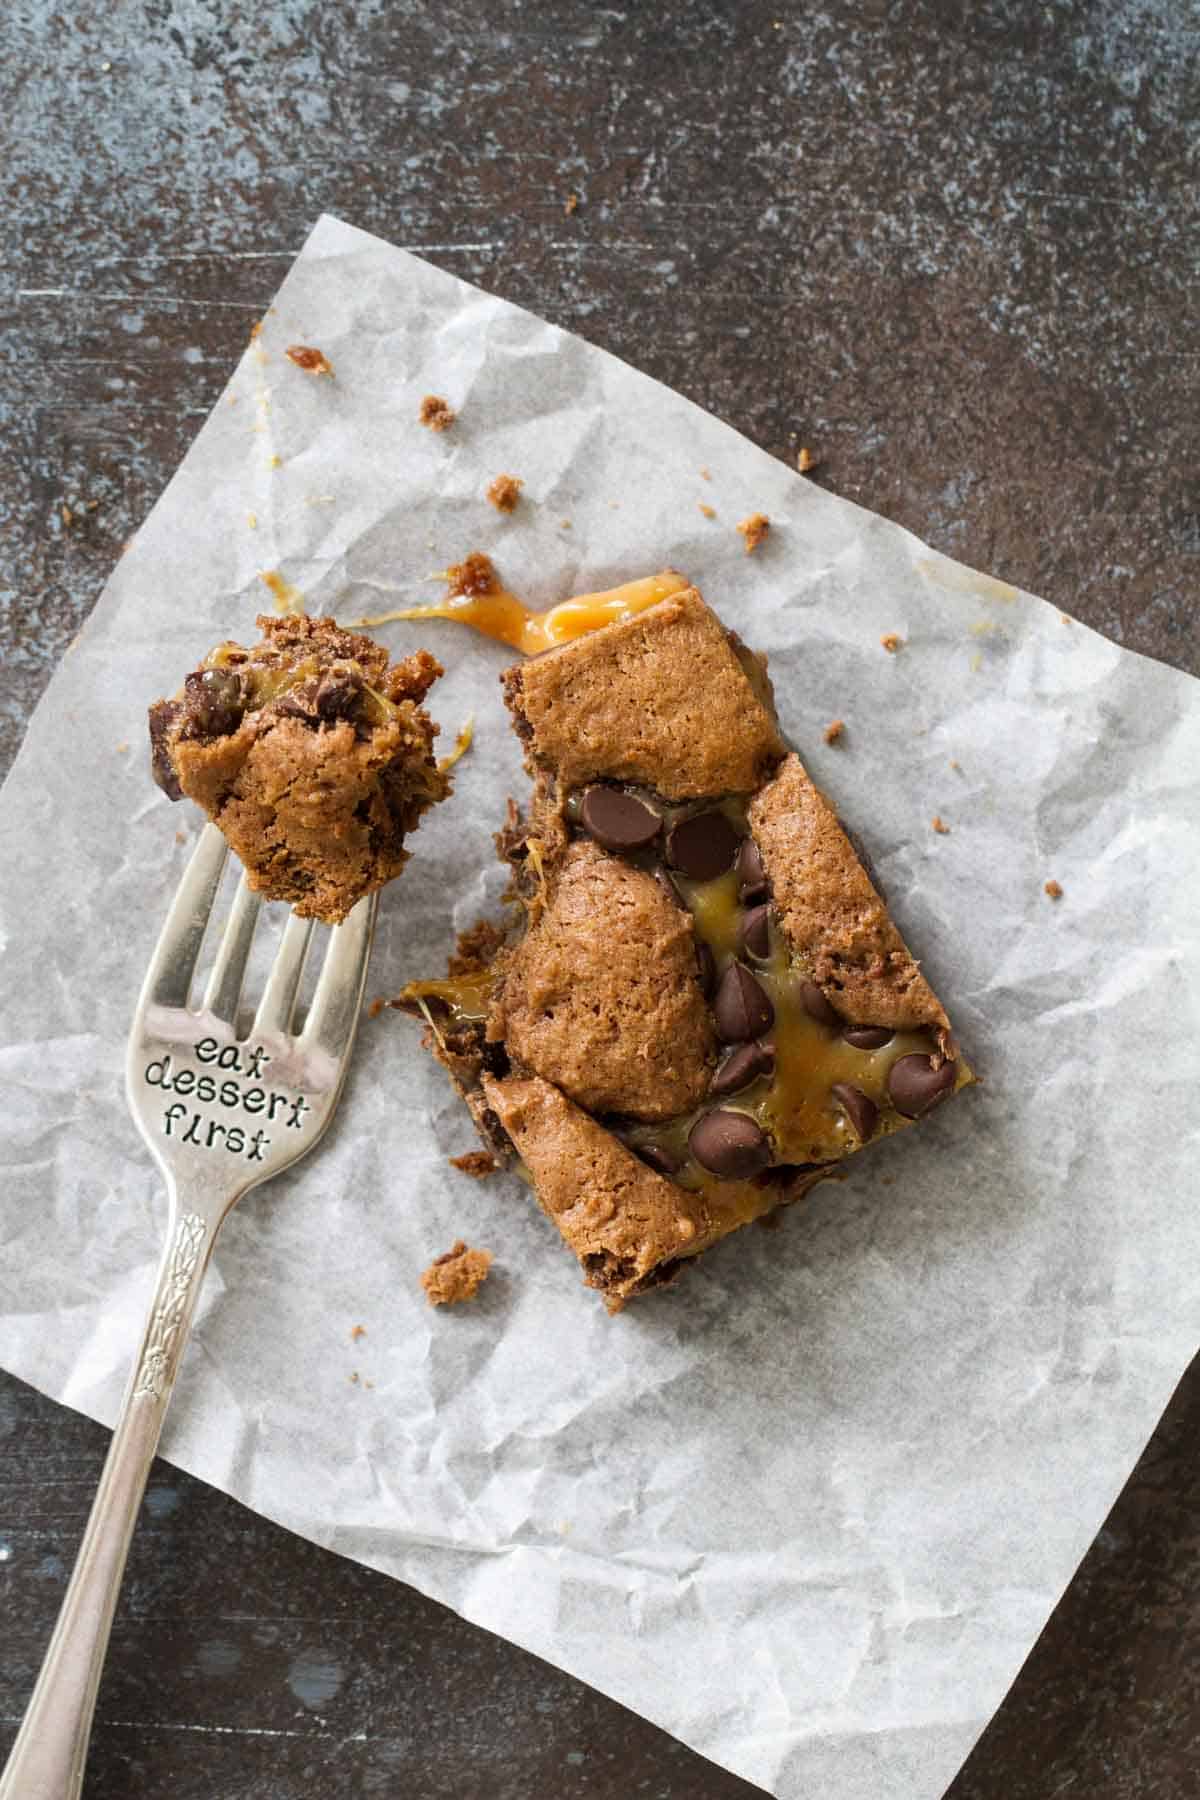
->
174, 829, 187, 845
349, 1370, 360, 1384
700, 466, 711, 481
1060, 613, 1072, 625
823, 719, 845, 745
115, 741, 129, 754
268, 454, 282, 469
560, 518, 572, 530
1044, 879, 1063, 900
797, 446, 818, 473
286, 345, 334, 377
247, 512, 258, 529
449, 918, 506, 976
486, 473, 523, 513
249, 320, 263, 342
564, 191, 579, 215
737, 512, 770, 554
367, 996, 386, 1019
350, 1324, 366, 1343
698, 502, 716, 519
421, 1240, 494, 1307
949, 758, 960, 771
447, 551, 498, 598
881, 632, 903, 653
931, 815, 950, 834
419, 394, 456, 432
450, 1150, 500, 1179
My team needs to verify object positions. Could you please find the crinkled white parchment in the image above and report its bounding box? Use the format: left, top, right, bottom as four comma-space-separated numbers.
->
1, 215, 1198, 1800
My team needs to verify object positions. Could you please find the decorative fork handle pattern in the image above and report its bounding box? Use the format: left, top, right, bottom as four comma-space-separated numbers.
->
132, 1212, 207, 1399
0, 1198, 217, 1800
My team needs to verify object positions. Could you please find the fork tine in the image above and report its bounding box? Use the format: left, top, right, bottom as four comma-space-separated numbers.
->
142, 824, 229, 1011
300, 891, 379, 1056
202, 874, 263, 1023
253, 911, 315, 1036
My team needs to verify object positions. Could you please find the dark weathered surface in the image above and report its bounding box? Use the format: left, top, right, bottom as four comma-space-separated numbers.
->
1, 0, 1197, 1795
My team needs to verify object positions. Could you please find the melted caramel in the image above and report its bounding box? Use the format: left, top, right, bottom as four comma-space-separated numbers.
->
258, 569, 304, 615
438, 715, 475, 773
399, 973, 493, 1028
620, 802, 970, 1173
202, 645, 395, 724
354, 565, 690, 654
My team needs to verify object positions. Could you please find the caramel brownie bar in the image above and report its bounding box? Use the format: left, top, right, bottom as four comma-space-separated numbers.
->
401, 587, 969, 1310
149, 614, 449, 923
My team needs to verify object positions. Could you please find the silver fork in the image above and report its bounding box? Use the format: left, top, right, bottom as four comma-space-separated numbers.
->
0, 824, 378, 1800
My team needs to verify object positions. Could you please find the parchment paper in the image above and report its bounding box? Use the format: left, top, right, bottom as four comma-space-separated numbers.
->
2, 214, 1198, 1800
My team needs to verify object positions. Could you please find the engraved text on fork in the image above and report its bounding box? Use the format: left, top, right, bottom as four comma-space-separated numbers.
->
141, 1035, 312, 1163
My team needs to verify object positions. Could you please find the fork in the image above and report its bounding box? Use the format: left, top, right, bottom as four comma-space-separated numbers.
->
0, 823, 378, 1800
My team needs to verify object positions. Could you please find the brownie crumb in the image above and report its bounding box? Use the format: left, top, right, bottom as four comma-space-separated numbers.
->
421, 1240, 493, 1306
931, 815, 950, 834
447, 551, 499, 597
367, 997, 386, 1019
350, 1324, 366, 1342
419, 394, 456, 432
286, 345, 334, 377
737, 512, 771, 554
881, 632, 904, 653
797, 446, 818, 473
700, 466, 712, 481
450, 1150, 500, 1179
564, 191, 579, 215
698, 502, 717, 519
450, 918, 506, 976
1044, 878, 1064, 900
949, 758, 961, 771
486, 473, 524, 513
823, 719, 845, 745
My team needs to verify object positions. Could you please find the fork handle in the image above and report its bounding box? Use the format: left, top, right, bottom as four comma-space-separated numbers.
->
0, 1202, 218, 1800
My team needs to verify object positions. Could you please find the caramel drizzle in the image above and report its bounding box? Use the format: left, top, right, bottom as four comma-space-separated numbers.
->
351, 561, 689, 654
438, 715, 475, 773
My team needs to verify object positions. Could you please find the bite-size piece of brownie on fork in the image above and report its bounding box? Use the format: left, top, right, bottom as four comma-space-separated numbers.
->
399, 586, 971, 1311
148, 613, 449, 924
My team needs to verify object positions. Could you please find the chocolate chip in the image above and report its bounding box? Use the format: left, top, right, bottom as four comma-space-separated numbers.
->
667, 809, 741, 881
182, 667, 245, 738
736, 837, 767, 901
842, 1025, 894, 1050
695, 939, 716, 998
147, 700, 183, 800
315, 670, 362, 720
689, 1110, 772, 1178
888, 1054, 958, 1118
713, 963, 774, 1042
831, 1083, 878, 1142
637, 1143, 681, 1177
741, 904, 771, 960
710, 1040, 775, 1096
580, 785, 662, 853
800, 980, 840, 1026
